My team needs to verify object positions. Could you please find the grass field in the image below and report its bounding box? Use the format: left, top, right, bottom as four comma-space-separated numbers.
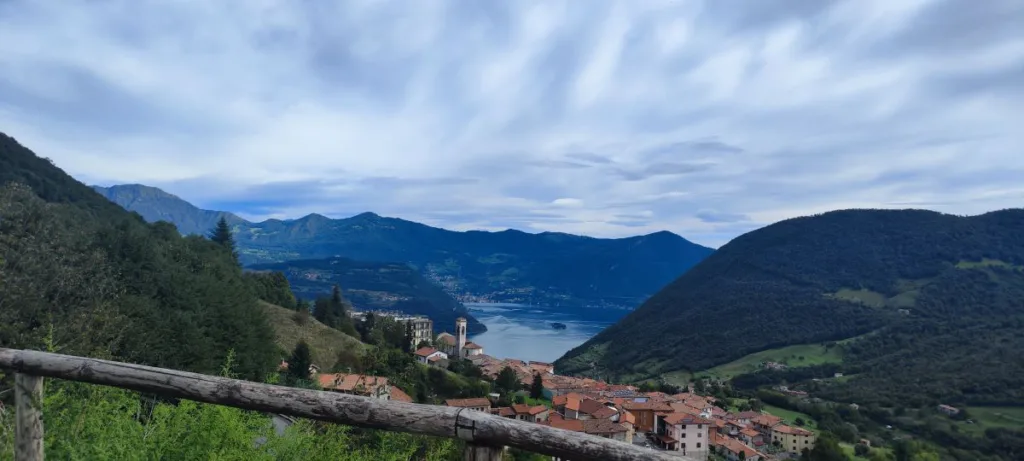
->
840, 442, 892, 460
261, 301, 367, 371
762, 404, 817, 431
961, 406, 1024, 434
699, 343, 844, 379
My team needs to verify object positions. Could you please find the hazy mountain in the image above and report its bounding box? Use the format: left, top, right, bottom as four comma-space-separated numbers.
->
95, 183, 715, 309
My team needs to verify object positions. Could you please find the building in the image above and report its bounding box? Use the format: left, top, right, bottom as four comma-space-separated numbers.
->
657, 412, 711, 460
436, 317, 485, 358
770, 424, 816, 454
937, 404, 961, 416
622, 401, 674, 432
751, 414, 783, 435
351, 311, 433, 349
318, 373, 391, 400
511, 404, 550, 422
413, 347, 448, 365
444, 397, 491, 412
401, 315, 434, 349
716, 437, 763, 461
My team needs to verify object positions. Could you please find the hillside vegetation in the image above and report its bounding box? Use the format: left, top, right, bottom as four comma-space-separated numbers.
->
251, 257, 485, 334
0, 132, 277, 379
261, 301, 367, 370
94, 184, 714, 309
557, 208, 1024, 407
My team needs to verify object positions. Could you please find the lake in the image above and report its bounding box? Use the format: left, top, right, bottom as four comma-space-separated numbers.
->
465, 302, 628, 363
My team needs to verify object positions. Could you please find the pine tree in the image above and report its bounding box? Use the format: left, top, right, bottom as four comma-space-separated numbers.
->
287, 341, 312, 382
403, 321, 414, 353
208, 216, 238, 264
330, 285, 347, 318
313, 297, 334, 327
294, 296, 305, 312
530, 373, 544, 399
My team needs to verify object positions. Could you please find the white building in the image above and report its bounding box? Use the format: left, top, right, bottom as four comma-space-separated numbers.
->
436, 317, 484, 358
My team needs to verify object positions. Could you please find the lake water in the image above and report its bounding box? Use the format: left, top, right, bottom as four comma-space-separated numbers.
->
465, 302, 627, 363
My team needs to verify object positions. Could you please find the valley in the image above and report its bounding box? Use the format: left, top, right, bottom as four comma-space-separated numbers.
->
3, 131, 1023, 461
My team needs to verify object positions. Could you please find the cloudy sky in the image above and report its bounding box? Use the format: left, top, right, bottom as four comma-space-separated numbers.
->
1, 0, 1022, 247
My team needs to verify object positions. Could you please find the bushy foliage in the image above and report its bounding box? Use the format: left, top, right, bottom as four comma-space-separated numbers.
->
0, 378, 460, 460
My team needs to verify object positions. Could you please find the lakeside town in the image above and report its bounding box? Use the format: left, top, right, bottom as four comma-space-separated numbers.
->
285, 313, 820, 460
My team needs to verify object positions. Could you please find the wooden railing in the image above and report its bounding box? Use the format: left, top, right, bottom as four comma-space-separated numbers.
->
0, 348, 691, 461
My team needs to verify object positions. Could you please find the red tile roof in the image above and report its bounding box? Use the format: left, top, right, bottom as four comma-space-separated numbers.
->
773, 424, 815, 436
444, 398, 491, 408
463, 341, 483, 350
590, 406, 618, 419
622, 401, 674, 412
490, 407, 516, 417
582, 419, 628, 434
544, 418, 585, 432
753, 414, 783, 427
390, 386, 414, 403
663, 412, 711, 426
414, 346, 439, 357
318, 373, 389, 395
511, 404, 549, 416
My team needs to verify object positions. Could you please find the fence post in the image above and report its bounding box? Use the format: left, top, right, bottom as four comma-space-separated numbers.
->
15, 373, 44, 461
463, 442, 503, 461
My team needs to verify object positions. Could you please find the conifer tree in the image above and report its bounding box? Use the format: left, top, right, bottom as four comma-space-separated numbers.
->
287, 341, 312, 382
530, 373, 544, 399
208, 216, 238, 264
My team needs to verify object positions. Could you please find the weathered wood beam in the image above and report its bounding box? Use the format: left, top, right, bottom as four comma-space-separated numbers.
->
0, 348, 689, 461
463, 442, 503, 461
14, 373, 44, 461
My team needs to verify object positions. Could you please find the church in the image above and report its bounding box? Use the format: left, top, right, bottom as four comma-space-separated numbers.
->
436, 317, 485, 359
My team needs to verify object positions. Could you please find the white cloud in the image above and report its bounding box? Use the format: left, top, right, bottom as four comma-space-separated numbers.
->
1, 0, 1022, 248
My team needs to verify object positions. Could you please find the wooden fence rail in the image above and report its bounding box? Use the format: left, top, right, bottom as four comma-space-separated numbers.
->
0, 348, 691, 461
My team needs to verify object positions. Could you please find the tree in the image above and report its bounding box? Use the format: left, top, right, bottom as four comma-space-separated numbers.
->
313, 297, 335, 327
287, 341, 312, 382
530, 373, 544, 399
806, 432, 847, 461
403, 321, 414, 353
855, 443, 871, 457
208, 216, 238, 263
496, 366, 520, 395
294, 296, 305, 312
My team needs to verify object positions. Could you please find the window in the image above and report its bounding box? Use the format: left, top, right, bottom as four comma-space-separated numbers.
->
697, 443, 701, 448
698, 432, 702, 438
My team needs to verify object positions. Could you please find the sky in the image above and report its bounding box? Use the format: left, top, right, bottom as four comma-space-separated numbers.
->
1, 0, 1022, 248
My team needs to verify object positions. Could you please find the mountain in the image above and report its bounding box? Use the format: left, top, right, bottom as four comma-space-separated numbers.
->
556, 208, 1024, 405
1, 132, 278, 380
92, 184, 245, 235
250, 257, 486, 335
94, 183, 715, 309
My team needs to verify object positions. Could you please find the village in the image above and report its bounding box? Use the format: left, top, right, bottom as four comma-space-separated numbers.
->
282, 315, 819, 460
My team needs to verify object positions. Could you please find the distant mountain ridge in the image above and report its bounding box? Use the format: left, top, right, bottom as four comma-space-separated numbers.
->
93, 184, 715, 309
92, 184, 244, 235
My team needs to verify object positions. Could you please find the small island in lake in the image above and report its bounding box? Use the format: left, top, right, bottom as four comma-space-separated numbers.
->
550, 322, 567, 330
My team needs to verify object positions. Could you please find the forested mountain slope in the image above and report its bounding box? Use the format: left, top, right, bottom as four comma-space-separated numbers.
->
251, 257, 486, 334
0, 132, 278, 379
94, 184, 715, 309
556, 208, 1024, 405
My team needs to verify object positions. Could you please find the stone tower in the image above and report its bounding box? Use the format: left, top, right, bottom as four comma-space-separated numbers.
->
455, 317, 467, 358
